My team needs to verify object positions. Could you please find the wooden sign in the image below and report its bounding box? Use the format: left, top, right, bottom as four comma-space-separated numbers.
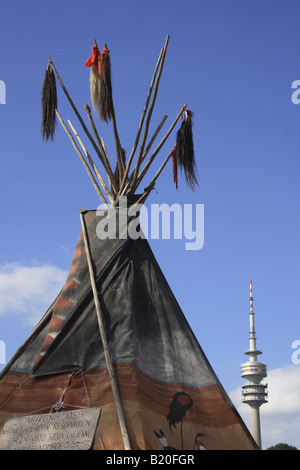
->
0, 408, 101, 450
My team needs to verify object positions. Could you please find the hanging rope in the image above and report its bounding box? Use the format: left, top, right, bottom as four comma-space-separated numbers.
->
50, 372, 75, 413
79, 369, 91, 408
0, 374, 32, 411
0, 369, 92, 417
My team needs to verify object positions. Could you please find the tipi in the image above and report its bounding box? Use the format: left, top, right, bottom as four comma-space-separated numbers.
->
0, 36, 257, 450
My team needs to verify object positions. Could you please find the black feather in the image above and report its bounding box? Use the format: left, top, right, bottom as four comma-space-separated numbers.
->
41, 65, 57, 141
176, 110, 198, 191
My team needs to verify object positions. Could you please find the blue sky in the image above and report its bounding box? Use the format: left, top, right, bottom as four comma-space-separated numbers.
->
0, 0, 300, 449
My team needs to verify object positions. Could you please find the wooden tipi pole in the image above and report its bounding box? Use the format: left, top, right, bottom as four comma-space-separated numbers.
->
55, 109, 109, 207
49, 58, 118, 193
79, 210, 131, 450
133, 104, 186, 193
68, 119, 114, 205
131, 35, 170, 191
117, 46, 164, 197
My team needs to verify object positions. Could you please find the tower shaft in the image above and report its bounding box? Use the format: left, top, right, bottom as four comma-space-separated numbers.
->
251, 406, 262, 449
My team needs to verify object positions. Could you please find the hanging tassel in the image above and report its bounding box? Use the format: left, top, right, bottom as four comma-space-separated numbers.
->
85, 43, 113, 122
86, 44, 101, 116
175, 108, 198, 191
98, 45, 113, 122
171, 144, 178, 190
41, 64, 57, 141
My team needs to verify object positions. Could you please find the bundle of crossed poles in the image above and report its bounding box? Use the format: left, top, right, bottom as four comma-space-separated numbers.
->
41, 35, 198, 209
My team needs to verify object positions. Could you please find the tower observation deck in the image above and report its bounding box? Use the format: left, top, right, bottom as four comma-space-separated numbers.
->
241, 280, 268, 449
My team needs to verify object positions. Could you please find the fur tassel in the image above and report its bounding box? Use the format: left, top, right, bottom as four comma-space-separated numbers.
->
90, 58, 101, 115
86, 45, 101, 115
41, 65, 57, 141
98, 46, 113, 122
175, 110, 198, 191
86, 44, 113, 122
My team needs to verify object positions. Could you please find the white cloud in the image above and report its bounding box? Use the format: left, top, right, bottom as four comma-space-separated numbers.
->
229, 364, 300, 449
0, 262, 68, 326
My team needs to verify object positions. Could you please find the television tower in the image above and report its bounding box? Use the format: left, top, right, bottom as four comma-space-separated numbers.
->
241, 280, 268, 449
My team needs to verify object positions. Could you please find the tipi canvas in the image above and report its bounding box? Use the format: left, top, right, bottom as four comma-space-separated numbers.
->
0, 208, 257, 450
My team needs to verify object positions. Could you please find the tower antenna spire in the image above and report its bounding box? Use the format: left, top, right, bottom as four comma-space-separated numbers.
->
241, 280, 268, 449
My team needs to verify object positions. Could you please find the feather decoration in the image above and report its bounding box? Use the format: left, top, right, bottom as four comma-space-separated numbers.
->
41, 65, 57, 141
175, 109, 198, 191
85, 43, 113, 122
98, 45, 113, 122
86, 44, 101, 116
